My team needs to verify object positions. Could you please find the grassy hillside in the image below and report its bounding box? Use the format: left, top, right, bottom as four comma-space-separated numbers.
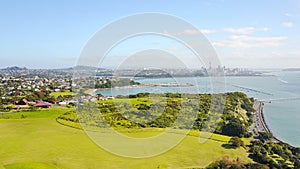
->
0, 108, 251, 169
4, 162, 57, 169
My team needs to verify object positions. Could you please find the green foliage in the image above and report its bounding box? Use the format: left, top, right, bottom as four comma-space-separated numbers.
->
95, 78, 140, 88
49, 90, 75, 98
248, 140, 300, 168
221, 118, 249, 137
229, 137, 245, 148
206, 156, 269, 169
57, 111, 79, 123
59, 92, 255, 138
136, 92, 150, 98
20, 114, 27, 119
165, 93, 182, 98
1, 105, 13, 112
258, 132, 273, 142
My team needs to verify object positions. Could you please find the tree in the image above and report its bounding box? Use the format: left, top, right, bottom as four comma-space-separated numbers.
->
229, 137, 244, 148
221, 118, 248, 137
136, 103, 150, 111
206, 156, 270, 169
258, 132, 273, 142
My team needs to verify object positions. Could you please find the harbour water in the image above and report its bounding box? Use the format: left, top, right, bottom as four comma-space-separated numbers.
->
98, 71, 300, 147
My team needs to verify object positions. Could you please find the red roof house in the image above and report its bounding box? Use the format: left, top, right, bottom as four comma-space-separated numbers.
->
34, 101, 51, 108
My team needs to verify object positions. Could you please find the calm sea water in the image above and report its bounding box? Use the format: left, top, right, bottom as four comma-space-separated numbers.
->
98, 71, 300, 147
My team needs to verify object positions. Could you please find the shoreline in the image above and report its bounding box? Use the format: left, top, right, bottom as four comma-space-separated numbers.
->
253, 99, 282, 143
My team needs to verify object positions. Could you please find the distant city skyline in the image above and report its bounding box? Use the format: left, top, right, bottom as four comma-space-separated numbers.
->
0, 0, 300, 69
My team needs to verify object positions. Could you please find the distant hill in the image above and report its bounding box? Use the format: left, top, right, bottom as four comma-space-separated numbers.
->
62, 65, 105, 70
1, 66, 27, 70
283, 68, 300, 71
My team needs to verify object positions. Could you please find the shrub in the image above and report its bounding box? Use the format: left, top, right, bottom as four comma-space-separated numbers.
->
20, 114, 27, 119
229, 137, 244, 148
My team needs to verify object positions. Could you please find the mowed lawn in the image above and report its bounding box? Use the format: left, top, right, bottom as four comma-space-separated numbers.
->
0, 108, 251, 169
49, 91, 75, 98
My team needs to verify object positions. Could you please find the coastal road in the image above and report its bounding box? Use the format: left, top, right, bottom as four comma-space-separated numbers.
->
249, 100, 269, 135
254, 100, 270, 133
250, 100, 280, 143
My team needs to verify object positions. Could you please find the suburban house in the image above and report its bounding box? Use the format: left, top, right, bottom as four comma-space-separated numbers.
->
34, 101, 52, 108
16, 98, 36, 106
15, 98, 36, 109
15, 98, 51, 108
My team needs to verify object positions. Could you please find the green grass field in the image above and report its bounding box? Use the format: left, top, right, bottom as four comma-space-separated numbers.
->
49, 91, 75, 98
4, 162, 57, 169
0, 108, 251, 169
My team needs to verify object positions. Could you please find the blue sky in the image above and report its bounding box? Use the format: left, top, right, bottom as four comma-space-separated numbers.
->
0, 0, 299, 68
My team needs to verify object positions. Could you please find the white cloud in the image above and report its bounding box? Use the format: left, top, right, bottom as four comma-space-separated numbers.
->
213, 35, 288, 48
180, 29, 218, 35
163, 29, 218, 36
284, 13, 293, 17
218, 50, 300, 69
199, 29, 218, 34
181, 29, 200, 35
282, 22, 294, 27
223, 27, 269, 34
165, 27, 269, 36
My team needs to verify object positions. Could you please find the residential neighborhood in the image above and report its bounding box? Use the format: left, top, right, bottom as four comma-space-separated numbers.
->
0, 67, 131, 113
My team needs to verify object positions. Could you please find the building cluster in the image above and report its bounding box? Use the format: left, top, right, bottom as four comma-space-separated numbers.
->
0, 74, 74, 110
96, 66, 262, 77
0, 74, 115, 110
0, 76, 72, 97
